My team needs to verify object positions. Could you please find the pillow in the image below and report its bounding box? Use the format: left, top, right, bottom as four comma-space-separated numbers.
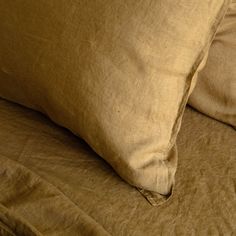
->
0, 0, 229, 202
189, 0, 236, 128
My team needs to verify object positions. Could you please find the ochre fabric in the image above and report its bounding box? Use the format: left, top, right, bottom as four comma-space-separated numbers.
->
0, 0, 230, 198
189, 1, 236, 128
0, 99, 235, 235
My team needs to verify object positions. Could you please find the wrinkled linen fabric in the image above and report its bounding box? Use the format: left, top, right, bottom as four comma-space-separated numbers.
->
0, 0, 230, 199
0, 99, 235, 235
189, 0, 236, 128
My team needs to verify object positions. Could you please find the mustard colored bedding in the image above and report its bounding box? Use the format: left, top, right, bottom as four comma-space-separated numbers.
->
0, 99, 235, 236
0, 0, 230, 200
189, 0, 236, 128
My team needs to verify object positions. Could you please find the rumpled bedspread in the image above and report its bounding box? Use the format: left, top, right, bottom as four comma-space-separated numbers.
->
0, 99, 235, 235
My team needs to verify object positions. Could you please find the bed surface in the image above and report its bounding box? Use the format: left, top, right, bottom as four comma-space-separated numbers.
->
0, 98, 235, 236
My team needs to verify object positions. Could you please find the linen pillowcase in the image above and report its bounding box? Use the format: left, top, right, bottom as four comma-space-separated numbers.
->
0, 0, 230, 202
189, 0, 236, 128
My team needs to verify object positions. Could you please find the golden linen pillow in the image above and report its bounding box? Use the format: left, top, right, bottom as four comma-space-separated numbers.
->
0, 0, 229, 197
189, 1, 236, 128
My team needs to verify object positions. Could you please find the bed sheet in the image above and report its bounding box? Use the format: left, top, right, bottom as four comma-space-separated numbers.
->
0, 98, 235, 236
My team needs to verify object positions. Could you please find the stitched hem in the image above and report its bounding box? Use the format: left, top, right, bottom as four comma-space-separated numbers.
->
139, 0, 231, 206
